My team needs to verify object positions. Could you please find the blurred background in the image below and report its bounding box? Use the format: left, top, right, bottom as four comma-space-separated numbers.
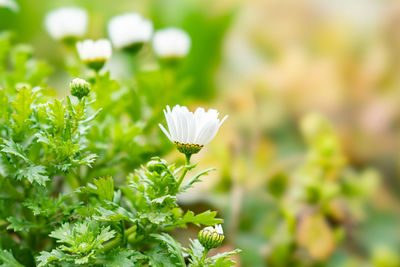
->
2, 0, 400, 266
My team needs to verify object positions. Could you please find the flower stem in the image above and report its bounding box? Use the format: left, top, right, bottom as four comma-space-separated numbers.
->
201, 248, 209, 263
176, 153, 191, 189
101, 224, 137, 253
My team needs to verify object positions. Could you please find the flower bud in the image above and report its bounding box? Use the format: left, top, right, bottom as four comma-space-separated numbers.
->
198, 225, 224, 250
70, 78, 90, 99
146, 159, 167, 173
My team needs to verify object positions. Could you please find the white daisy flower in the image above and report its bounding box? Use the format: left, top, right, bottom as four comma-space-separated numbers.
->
76, 39, 112, 71
152, 28, 191, 59
45, 7, 88, 42
159, 105, 228, 155
108, 13, 153, 52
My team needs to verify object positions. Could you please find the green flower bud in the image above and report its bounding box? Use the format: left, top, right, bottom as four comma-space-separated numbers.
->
198, 225, 225, 250
70, 78, 90, 99
146, 159, 167, 173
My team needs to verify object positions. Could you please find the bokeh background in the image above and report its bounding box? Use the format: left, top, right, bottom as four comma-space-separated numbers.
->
2, 0, 400, 266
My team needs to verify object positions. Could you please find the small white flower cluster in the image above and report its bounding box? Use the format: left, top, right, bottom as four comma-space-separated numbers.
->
159, 105, 227, 155
108, 13, 191, 59
45, 7, 192, 65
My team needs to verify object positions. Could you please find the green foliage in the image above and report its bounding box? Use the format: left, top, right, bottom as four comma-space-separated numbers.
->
0, 32, 238, 267
37, 219, 116, 266
0, 250, 24, 267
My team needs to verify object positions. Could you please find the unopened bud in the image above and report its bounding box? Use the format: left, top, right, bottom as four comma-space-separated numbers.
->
70, 78, 90, 99
146, 159, 167, 173
198, 225, 224, 250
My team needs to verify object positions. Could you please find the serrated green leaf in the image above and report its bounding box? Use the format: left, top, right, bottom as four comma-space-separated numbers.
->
16, 165, 48, 185
209, 257, 236, 267
1, 139, 29, 162
0, 250, 24, 267
6, 216, 37, 232
177, 210, 223, 228
101, 249, 146, 267
80, 176, 114, 201
147, 233, 185, 267
11, 86, 34, 129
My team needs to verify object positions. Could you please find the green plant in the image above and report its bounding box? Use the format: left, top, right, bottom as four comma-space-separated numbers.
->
0, 32, 239, 266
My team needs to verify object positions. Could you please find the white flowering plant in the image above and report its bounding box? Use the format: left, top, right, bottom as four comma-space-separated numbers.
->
0, 16, 239, 267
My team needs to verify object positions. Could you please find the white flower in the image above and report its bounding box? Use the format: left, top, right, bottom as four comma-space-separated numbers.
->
0, 0, 19, 12
214, 224, 223, 235
108, 13, 153, 50
152, 28, 191, 59
45, 7, 88, 41
159, 105, 227, 154
76, 39, 112, 71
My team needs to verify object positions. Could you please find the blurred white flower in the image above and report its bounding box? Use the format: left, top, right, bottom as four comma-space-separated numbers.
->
108, 13, 153, 51
159, 105, 227, 155
76, 39, 112, 71
0, 0, 19, 12
152, 28, 191, 59
45, 7, 88, 41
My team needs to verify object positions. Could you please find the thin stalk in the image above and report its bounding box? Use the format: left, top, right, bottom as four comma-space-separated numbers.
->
101, 224, 137, 252
201, 248, 209, 263
176, 153, 191, 189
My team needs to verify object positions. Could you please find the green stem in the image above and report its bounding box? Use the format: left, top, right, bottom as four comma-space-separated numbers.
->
176, 153, 191, 189
101, 224, 137, 253
201, 248, 209, 263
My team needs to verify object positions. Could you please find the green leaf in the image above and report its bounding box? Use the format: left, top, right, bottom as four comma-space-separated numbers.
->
148, 233, 185, 267
93, 206, 135, 223
16, 165, 48, 185
100, 249, 146, 267
79, 176, 114, 201
181, 167, 215, 192
176, 210, 223, 228
11, 86, 34, 129
1, 139, 29, 162
6, 216, 37, 232
209, 257, 236, 267
36, 250, 69, 267
186, 239, 204, 266
207, 249, 241, 266
0, 250, 24, 267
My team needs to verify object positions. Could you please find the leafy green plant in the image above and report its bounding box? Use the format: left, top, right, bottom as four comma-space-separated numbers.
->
0, 32, 239, 266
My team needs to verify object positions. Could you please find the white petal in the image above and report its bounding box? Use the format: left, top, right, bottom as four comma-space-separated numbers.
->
186, 112, 196, 144
179, 110, 189, 143
159, 124, 172, 142
164, 109, 177, 142
219, 115, 228, 127
195, 120, 219, 145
